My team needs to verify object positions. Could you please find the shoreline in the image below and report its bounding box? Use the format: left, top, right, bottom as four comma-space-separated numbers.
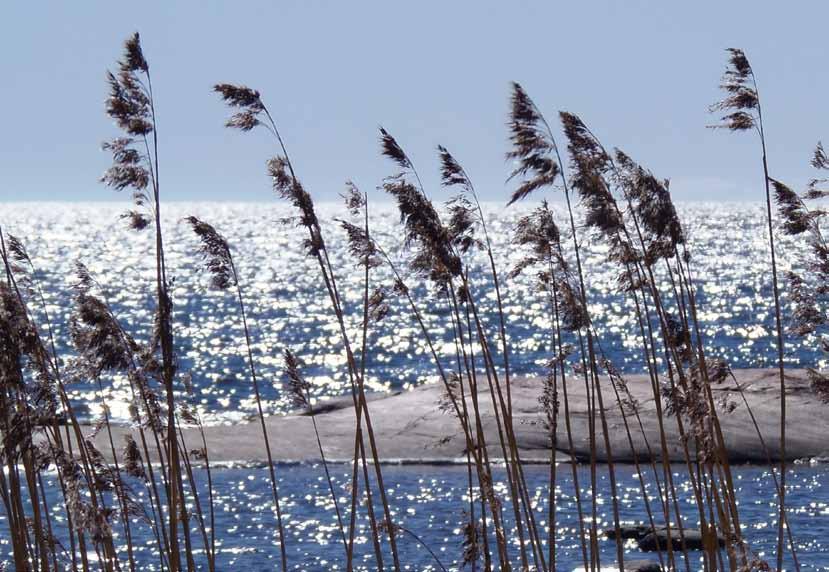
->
73, 368, 829, 466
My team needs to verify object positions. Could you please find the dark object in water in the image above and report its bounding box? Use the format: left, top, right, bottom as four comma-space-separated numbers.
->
638, 528, 725, 552
603, 524, 651, 540
604, 524, 725, 551
624, 560, 662, 572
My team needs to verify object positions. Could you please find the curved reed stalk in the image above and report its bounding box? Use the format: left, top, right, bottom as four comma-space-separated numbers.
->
185, 215, 288, 568
342, 187, 388, 570
710, 48, 789, 570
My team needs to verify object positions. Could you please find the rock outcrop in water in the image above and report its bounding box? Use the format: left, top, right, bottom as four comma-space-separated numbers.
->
79, 368, 828, 464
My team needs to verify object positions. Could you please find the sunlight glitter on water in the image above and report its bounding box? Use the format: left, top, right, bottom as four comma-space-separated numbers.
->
2, 201, 819, 424
3, 464, 825, 570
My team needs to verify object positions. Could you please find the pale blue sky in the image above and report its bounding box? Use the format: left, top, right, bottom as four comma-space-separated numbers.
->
1, 1, 826, 202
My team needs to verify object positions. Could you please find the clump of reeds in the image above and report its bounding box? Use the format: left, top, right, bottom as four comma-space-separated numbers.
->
381, 125, 557, 570
771, 152, 829, 396
215, 82, 403, 571
99, 33, 212, 571
1, 229, 133, 572
504, 78, 791, 571
0, 33, 811, 572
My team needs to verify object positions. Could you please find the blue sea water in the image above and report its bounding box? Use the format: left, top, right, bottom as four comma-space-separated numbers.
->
2, 201, 822, 424
2, 201, 828, 570
4, 463, 828, 570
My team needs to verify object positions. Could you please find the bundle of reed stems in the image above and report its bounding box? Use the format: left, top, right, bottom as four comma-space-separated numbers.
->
0, 34, 817, 572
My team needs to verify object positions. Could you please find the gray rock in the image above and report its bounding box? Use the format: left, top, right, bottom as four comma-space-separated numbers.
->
56, 368, 829, 464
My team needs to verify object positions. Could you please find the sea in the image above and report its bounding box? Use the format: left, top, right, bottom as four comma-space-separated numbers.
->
1, 201, 827, 570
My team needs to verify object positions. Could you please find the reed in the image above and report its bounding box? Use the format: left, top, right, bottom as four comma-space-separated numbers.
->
100, 32, 190, 571
71, 260, 175, 570
710, 48, 790, 571
282, 347, 348, 555
381, 127, 538, 568
2, 229, 126, 571
185, 214, 287, 568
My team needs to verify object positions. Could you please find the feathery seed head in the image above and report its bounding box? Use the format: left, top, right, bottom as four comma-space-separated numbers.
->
282, 348, 310, 410
506, 83, 560, 205
709, 48, 759, 131
379, 127, 413, 171
122, 33, 148, 73
214, 83, 265, 131
186, 216, 236, 290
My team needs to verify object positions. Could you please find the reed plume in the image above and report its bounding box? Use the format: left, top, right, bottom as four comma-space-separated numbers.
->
772, 147, 829, 409
281, 348, 348, 554
506, 83, 560, 205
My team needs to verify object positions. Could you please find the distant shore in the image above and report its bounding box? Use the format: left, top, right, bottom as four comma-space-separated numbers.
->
75, 368, 828, 466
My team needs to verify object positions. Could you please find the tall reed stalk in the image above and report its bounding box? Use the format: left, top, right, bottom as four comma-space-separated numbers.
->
185, 215, 288, 568
710, 48, 789, 570
100, 33, 188, 571
282, 347, 347, 554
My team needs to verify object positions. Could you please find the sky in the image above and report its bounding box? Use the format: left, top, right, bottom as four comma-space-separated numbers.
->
1, 1, 827, 203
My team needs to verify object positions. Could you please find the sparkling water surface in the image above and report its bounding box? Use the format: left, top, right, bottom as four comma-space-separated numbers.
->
3, 463, 827, 570
2, 201, 820, 425
2, 201, 828, 569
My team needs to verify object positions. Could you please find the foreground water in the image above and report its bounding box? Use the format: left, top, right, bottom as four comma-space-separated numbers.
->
2, 463, 826, 570
2, 201, 821, 424
3, 201, 828, 569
